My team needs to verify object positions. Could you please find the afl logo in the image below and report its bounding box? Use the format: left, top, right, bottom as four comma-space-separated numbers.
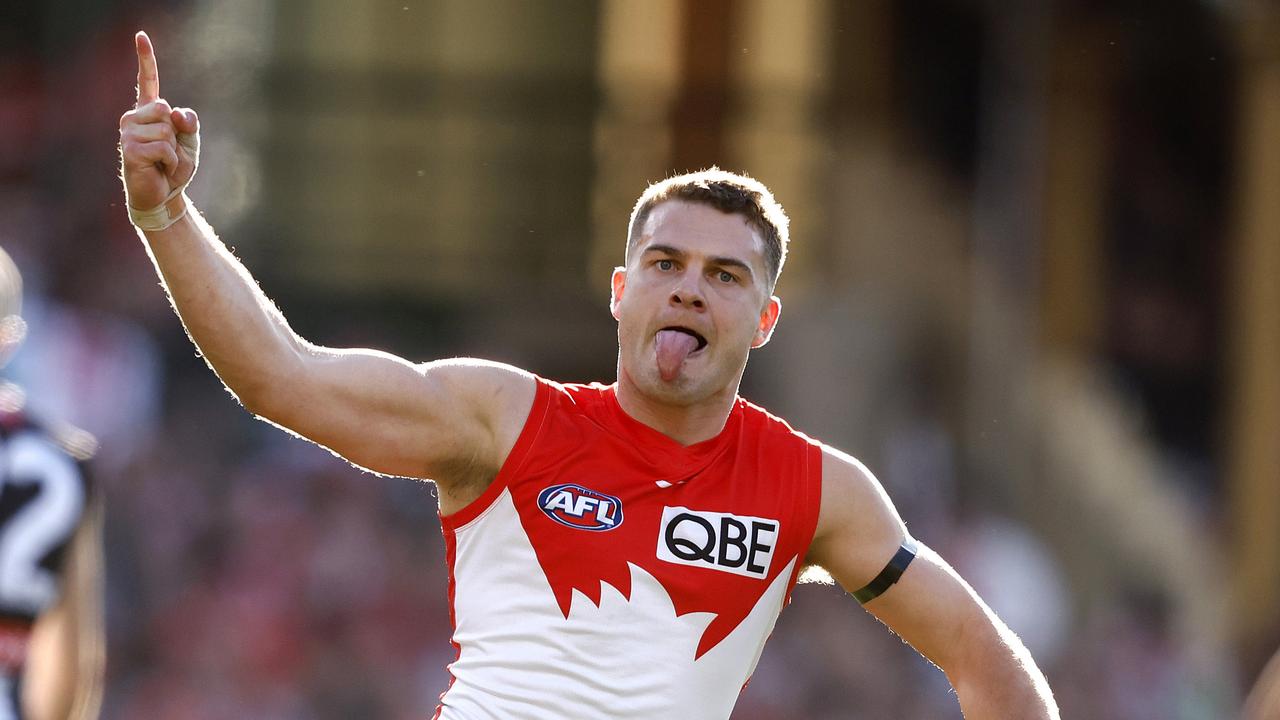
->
538, 484, 624, 531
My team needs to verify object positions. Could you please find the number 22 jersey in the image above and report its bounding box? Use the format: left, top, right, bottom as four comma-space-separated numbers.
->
434, 379, 822, 719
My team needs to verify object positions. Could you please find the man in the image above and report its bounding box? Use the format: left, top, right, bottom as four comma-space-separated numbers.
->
119, 30, 1059, 718
0, 247, 104, 720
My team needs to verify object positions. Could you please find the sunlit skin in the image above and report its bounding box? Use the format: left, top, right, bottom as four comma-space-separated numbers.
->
610, 200, 782, 446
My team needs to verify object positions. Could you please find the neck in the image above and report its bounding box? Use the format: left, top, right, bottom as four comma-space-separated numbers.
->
614, 367, 741, 446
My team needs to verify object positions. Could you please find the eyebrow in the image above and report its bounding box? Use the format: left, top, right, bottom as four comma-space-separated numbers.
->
641, 244, 757, 283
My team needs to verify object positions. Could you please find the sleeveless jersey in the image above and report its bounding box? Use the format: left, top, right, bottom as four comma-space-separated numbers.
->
435, 379, 822, 719
0, 400, 92, 719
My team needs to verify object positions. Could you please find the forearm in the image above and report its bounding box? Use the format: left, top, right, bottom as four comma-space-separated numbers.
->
948, 614, 1059, 719
850, 540, 1060, 720
138, 202, 304, 409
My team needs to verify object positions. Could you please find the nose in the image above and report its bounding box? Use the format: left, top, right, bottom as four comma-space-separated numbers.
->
669, 274, 706, 310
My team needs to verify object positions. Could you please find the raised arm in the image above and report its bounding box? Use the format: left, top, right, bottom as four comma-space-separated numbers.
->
805, 447, 1059, 719
118, 32, 534, 501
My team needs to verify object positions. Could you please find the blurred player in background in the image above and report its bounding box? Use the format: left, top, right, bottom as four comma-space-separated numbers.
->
0, 247, 103, 720
120, 31, 1058, 718
1245, 648, 1280, 720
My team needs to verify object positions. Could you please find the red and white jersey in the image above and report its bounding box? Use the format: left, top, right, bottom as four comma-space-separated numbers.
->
434, 379, 822, 719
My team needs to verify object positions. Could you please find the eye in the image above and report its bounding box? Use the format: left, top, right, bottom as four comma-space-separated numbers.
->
657, 259, 674, 271
717, 270, 736, 284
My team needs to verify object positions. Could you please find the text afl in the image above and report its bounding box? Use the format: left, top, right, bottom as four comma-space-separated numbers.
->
538, 484, 624, 531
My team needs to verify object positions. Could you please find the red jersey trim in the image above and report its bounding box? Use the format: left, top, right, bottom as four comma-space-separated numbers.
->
438, 376, 552, 532
782, 440, 823, 607
432, 522, 460, 720
434, 376, 552, 719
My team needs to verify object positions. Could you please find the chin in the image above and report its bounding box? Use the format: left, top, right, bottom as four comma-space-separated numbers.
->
638, 366, 724, 408
648, 380, 703, 407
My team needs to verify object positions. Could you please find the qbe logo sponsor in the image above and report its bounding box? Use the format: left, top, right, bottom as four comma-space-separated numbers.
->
538, 484, 624, 531
656, 507, 779, 579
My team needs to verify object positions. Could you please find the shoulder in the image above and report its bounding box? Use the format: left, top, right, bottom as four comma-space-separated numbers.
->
418, 358, 537, 425
417, 360, 541, 510
416, 358, 538, 472
422, 360, 614, 413
420, 357, 535, 391
806, 444, 909, 591
817, 446, 897, 525
550, 379, 615, 409
735, 396, 823, 451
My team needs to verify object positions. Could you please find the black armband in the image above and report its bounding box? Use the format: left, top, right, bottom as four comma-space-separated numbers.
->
852, 537, 918, 604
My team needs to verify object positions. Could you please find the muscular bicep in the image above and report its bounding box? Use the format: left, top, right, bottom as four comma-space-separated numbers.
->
805, 446, 965, 665
251, 348, 535, 483
805, 446, 911, 593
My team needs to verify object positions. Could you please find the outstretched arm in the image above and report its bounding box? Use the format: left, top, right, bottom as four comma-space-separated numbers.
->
805, 447, 1059, 719
118, 32, 534, 496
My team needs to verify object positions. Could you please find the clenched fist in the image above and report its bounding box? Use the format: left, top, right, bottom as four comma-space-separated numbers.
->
119, 31, 200, 230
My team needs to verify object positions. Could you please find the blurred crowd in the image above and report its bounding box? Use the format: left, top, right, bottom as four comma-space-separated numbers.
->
0, 3, 1263, 719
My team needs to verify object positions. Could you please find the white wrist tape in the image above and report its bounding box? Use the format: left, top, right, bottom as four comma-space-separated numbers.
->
128, 130, 200, 232
128, 186, 189, 231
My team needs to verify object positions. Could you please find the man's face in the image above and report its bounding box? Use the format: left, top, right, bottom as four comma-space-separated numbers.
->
611, 200, 781, 406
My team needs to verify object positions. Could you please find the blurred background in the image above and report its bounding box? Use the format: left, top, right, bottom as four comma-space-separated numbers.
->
2, 0, 1278, 717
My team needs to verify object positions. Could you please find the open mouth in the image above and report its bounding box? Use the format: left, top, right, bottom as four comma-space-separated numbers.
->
661, 326, 708, 353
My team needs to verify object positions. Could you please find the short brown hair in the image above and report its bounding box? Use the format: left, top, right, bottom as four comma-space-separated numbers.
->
626, 168, 790, 289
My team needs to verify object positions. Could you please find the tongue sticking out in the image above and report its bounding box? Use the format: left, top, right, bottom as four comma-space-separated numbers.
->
655, 329, 700, 381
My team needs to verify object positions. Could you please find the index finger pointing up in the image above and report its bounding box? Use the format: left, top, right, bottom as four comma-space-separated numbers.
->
135, 31, 159, 106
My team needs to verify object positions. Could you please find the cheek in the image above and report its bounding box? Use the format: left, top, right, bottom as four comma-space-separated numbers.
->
615, 311, 644, 349
616, 282, 659, 328
704, 321, 746, 358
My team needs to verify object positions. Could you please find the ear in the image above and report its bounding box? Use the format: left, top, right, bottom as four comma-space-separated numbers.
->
751, 296, 782, 349
609, 266, 626, 320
